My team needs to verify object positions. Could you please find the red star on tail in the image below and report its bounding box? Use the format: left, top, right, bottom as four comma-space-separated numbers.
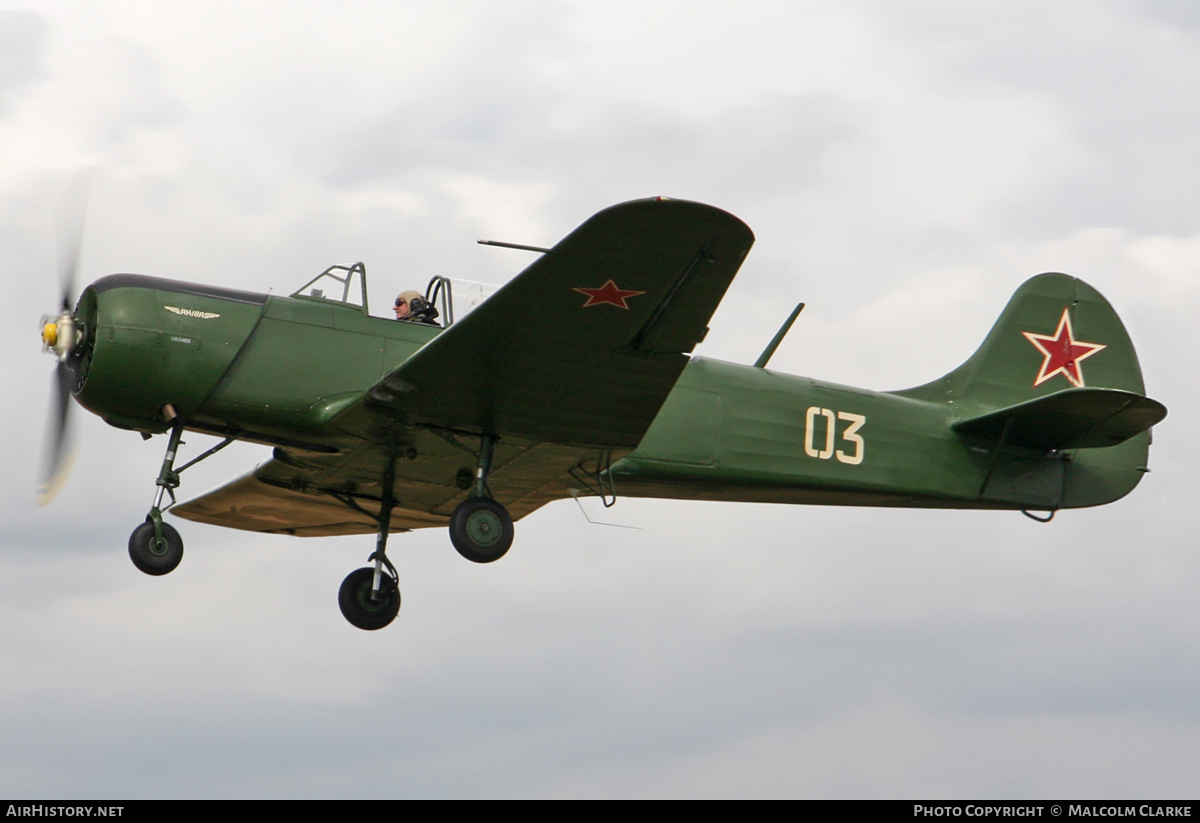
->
572, 279, 646, 309
1022, 308, 1106, 388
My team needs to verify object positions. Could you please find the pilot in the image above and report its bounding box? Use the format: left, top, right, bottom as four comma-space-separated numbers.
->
394, 290, 440, 326
393, 290, 420, 320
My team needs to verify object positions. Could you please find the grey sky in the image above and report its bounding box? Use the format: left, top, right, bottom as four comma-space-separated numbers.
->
2, 0, 1196, 798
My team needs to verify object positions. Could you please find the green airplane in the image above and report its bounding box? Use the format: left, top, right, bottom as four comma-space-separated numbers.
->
38, 197, 1167, 630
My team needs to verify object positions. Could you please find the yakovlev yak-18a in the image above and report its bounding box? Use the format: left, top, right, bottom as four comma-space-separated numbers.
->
38, 197, 1167, 630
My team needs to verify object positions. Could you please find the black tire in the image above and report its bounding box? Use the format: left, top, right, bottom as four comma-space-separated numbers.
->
128, 520, 184, 576
449, 498, 514, 563
338, 567, 401, 630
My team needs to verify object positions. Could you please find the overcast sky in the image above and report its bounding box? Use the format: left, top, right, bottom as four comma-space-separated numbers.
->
2, 0, 1197, 799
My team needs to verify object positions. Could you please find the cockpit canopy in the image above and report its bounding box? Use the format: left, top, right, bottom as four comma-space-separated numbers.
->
290, 262, 497, 327
293, 263, 367, 308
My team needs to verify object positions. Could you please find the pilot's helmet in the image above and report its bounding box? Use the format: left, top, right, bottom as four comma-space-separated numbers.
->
395, 290, 424, 311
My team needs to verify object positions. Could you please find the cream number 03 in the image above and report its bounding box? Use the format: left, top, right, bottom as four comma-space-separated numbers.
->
804, 408, 866, 465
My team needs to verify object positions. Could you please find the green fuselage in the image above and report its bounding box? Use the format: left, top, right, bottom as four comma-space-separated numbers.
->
72, 273, 1148, 521
617, 357, 1148, 510
76, 274, 439, 447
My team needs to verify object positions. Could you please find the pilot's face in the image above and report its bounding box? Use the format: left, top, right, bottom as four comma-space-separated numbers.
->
394, 298, 410, 319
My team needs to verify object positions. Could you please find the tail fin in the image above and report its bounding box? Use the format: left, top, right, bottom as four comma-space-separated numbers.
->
898, 273, 1165, 509
900, 272, 1147, 408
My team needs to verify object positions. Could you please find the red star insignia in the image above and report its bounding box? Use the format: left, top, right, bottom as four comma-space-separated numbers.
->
572, 279, 646, 309
1022, 308, 1106, 388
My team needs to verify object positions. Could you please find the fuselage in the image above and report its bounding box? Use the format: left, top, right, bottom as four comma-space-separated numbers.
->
616, 357, 1148, 510
71, 273, 1149, 515
75, 274, 438, 450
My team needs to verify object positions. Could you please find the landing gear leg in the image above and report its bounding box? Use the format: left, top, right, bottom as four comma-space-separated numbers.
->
339, 456, 402, 630
126, 418, 237, 576
129, 421, 185, 576
449, 434, 514, 563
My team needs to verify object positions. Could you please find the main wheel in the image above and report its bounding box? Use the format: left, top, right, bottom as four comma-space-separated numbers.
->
128, 520, 184, 576
338, 567, 401, 630
449, 498, 514, 563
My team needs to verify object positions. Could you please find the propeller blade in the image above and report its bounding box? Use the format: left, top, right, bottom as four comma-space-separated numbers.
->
39, 172, 90, 505
37, 361, 76, 505
55, 169, 91, 312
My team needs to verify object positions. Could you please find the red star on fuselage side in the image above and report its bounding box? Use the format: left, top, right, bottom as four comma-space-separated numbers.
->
1022, 308, 1106, 388
572, 279, 646, 309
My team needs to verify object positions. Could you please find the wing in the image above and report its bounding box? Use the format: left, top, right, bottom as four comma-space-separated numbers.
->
173, 198, 754, 535
335, 197, 755, 447
170, 437, 597, 535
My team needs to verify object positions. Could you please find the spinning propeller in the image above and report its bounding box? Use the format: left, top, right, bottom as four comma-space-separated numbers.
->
37, 173, 90, 505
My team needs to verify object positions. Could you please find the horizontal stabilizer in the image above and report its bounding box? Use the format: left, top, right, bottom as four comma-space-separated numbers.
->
952, 388, 1166, 452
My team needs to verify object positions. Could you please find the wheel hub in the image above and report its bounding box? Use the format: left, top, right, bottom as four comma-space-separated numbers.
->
466, 509, 503, 547
355, 581, 393, 614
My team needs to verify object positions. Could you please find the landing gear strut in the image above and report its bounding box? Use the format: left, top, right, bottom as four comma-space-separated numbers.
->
130, 420, 186, 576
128, 414, 235, 577
448, 434, 514, 563
338, 453, 403, 631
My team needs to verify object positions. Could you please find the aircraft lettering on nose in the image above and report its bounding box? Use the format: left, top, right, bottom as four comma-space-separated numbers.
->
164, 306, 221, 320
37, 196, 1167, 631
